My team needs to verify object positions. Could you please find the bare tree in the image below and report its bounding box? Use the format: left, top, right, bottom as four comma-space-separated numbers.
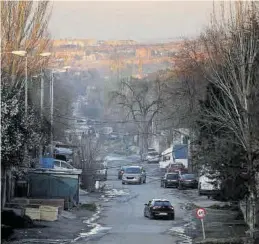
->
80, 133, 101, 192
177, 1, 259, 232
199, 0, 259, 198
111, 77, 166, 155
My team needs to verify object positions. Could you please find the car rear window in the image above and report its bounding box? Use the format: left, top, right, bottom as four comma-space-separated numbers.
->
125, 167, 141, 173
154, 201, 171, 206
171, 164, 184, 168
182, 174, 195, 179
166, 174, 178, 179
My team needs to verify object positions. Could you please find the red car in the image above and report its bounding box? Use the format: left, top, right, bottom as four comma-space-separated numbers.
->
167, 163, 188, 174
118, 166, 127, 180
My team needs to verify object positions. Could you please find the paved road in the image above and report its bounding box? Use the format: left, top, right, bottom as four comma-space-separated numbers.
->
80, 156, 193, 244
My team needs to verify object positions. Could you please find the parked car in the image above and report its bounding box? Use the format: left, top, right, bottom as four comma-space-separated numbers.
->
148, 148, 156, 153
178, 174, 198, 189
160, 173, 179, 188
118, 166, 127, 180
198, 173, 221, 198
95, 162, 107, 181
146, 151, 160, 163
54, 160, 76, 170
109, 133, 119, 140
167, 163, 188, 174
122, 166, 146, 184
144, 199, 175, 220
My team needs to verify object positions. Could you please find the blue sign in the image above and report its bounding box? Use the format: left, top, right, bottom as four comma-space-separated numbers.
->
40, 157, 54, 169
173, 144, 188, 159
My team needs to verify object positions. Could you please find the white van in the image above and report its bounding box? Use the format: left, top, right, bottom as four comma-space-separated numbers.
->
198, 172, 221, 198
159, 148, 174, 172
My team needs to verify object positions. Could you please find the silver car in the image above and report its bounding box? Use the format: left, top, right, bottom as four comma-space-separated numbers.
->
122, 166, 146, 184
146, 152, 160, 163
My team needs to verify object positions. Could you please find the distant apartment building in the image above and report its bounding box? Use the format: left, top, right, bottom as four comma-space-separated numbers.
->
53, 50, 85, 61
84, 54, 96, 61
84, 39, 97, 46
52, 39, 85, 48
116, 40, 138, 45
135, 47, 151, 59
103, 40, 138, 46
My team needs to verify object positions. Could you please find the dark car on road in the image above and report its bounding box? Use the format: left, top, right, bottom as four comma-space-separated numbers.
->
144, 199, 175, 220
178, 174, 198, 190
118, 166, 127, 180
160, 173, 179, 188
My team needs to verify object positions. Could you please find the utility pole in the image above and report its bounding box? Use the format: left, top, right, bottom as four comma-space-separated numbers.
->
24, 55, 28, 164
50, 70, 54, 156
39, 67, 44, 159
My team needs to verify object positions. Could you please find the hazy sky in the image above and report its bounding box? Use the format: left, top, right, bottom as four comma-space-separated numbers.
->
49, 1, 215, 41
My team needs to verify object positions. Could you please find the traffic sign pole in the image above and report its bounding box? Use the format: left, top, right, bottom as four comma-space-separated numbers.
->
196, 208, 206, 240
201, 218, 206, 239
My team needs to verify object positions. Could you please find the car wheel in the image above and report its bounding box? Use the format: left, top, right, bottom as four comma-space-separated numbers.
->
170, 214, 175, 220
149, 212, 154, 219
122, 181, 125, 185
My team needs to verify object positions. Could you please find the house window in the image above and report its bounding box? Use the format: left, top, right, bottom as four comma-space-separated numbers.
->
182, 136, 189, 144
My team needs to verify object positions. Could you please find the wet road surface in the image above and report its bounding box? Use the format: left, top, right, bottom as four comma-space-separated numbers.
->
78, 157, 193, 244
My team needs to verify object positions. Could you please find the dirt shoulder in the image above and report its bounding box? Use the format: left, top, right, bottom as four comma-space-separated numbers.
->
185, 195, 249, 244
5, 192, 104, 243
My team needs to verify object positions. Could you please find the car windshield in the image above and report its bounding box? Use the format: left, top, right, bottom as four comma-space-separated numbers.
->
125, 167, 141, 174
154, 201, 171, 206
148, 152, 158, 156
182, 174, 195, 180
166, 174, 178, 179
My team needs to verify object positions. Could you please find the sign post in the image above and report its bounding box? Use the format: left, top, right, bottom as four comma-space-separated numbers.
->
196, 208, 206, 240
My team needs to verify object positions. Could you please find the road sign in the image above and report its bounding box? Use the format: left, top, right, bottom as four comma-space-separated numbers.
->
196, 208, 206, 240
196, 208, 206, 219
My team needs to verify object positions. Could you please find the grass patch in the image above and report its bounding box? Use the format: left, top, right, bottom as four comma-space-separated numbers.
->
208, 204, 239, 211
185, 202, 201, 210
80, 202, 97, 212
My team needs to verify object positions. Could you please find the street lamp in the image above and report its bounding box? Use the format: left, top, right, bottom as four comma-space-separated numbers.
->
10, 50, 28, 114
38, 52, 52, 159
11, 50, 27, 56
40, 52, 51, 57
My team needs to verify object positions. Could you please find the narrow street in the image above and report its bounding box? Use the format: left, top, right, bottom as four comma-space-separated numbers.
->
77, 157, 194, 244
